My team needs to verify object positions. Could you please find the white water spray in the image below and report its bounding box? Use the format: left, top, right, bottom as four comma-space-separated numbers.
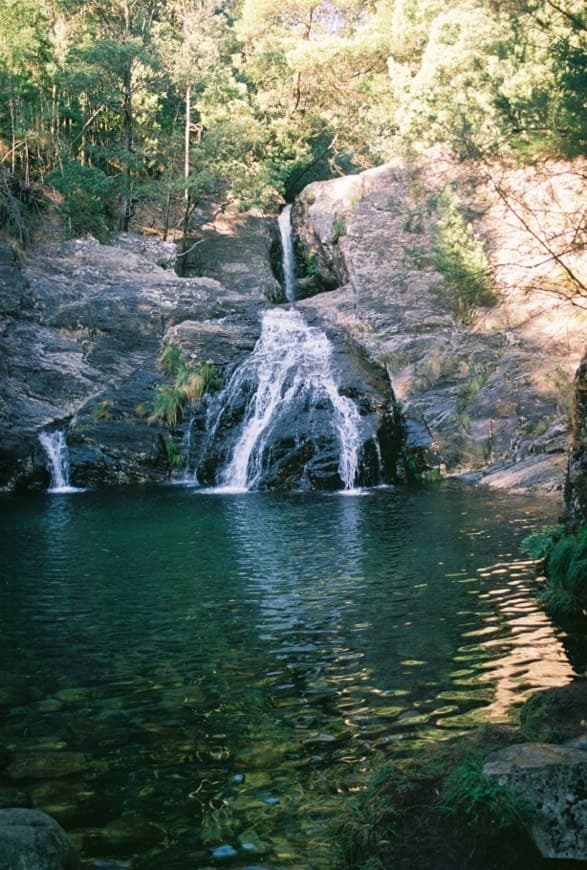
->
214, 308, 365, 492
278, 204, 296, 302
39, 430, 82, 493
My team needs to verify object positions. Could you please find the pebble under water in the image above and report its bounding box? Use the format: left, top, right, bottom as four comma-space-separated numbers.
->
0, 483, 581, 868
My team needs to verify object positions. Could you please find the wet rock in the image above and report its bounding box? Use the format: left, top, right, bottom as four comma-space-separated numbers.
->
81, 814, 164, 856
483, 740, 587, 860
0, 807, 79, 869
238, 828, 267, 853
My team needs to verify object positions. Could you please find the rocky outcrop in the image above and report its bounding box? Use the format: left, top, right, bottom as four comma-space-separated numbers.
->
0, 225, 398, 491
182, 211, 283, 302
566, 351, 587, 528
0, 234, 265, 490
0, 808, 79, 869
1, 151, 585, 493
292, 151, 587, 493
483, 739, 587, 861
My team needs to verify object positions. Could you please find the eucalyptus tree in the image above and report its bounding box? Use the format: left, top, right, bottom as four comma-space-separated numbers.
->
0, 0, 52, 179
235, 0, 392, 196
53, 0, 165, 230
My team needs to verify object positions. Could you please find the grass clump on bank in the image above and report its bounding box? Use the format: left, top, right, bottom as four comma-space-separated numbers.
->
523, 525, 587, 616
150, 344, 223, 428
334, 728, 537, 870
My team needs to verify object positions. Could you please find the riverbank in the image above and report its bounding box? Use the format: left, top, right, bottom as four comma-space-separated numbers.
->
337, 677, 587, 869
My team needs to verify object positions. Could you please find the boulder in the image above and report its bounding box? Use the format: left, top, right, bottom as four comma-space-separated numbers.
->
483, 740, 587, 860
0, 808, 79, 869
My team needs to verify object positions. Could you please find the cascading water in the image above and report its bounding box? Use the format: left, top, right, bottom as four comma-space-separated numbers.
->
278, 204, 296, 302
181, 415, 198, 484
39, 430, 82, 493
210, 308, 366, 492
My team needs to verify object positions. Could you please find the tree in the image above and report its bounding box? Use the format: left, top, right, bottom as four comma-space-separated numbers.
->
0, 0, 52, 179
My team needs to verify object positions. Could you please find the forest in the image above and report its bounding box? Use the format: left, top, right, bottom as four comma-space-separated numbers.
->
0, 0, 585, 244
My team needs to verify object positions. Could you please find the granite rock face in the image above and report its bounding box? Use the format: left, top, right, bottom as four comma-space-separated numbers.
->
483, 740, 587, 861
0, 227, 398, 491
1, 152, 585, 493
292, 152, 587, 493
0, 234, 264, 489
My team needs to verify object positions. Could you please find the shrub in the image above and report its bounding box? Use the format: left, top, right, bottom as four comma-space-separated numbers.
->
150, 347, 223, 427
150, 385, 186, 427
92, 398, 114, 420
163, 437, 184, 469
332, 215, 347, 242
442, 755, 532, 832
46, 162, 115, 240
522, 525, 587, 616
158, 344, 183, 377
431, 187, 497, 323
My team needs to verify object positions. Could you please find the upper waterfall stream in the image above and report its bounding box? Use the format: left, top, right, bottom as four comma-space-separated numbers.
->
278, 203, 296, 302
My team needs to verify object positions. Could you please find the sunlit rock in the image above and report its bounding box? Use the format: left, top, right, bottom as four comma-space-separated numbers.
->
483, 740, 587, 860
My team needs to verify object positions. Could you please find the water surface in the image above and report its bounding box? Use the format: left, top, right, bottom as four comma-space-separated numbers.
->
0, 484, 579, 867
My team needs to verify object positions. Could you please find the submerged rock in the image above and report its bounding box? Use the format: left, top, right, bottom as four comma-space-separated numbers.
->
0, 808, 79, 869
483, 739, 587, 860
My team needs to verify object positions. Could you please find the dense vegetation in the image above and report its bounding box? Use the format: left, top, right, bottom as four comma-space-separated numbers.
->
0, 0, 585, 241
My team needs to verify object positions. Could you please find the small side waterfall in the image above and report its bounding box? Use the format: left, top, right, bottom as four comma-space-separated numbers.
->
278, 204, 296, 302
39, 430, 81, 493
181, 415, 199, 484
210, 308, 366, 492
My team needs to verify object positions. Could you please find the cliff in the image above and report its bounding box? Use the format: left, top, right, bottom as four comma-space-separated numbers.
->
292, 150, 587, 494
0, 151, 585, 494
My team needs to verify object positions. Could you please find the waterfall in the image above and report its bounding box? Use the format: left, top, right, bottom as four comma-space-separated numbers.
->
181, 416, 198, 484
39, 430, 81, 493
278, 204, 296, 302
211, 308, 366, 492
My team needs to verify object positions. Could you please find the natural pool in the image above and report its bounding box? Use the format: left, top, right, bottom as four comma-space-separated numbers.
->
0, 483, 581, 868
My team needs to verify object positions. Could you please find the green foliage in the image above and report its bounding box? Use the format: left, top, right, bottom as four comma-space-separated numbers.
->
0, 0, 584, 245
456, 367, 489, 412
522, 524, 564, 561
46, 163, 115, 240
151, 345, 222, 427
522, 524, 587, 616
431, 187, 497, 323
92, 398, 114, 420
332, 215, 347, 242
442, 755, 532, 831
302, 250, 319, 278
520, 692, 560, 742
158, 344, 183, 377
150, 384, 187, 428
163, 437, 184, 469
334, 764, 408, 868
541, 527, 587, 615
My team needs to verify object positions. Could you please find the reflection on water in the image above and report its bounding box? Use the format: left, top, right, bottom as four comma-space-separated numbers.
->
0, 484, 579, 868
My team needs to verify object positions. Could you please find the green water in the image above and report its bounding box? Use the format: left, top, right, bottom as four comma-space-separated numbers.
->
0, 484, 579, 868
